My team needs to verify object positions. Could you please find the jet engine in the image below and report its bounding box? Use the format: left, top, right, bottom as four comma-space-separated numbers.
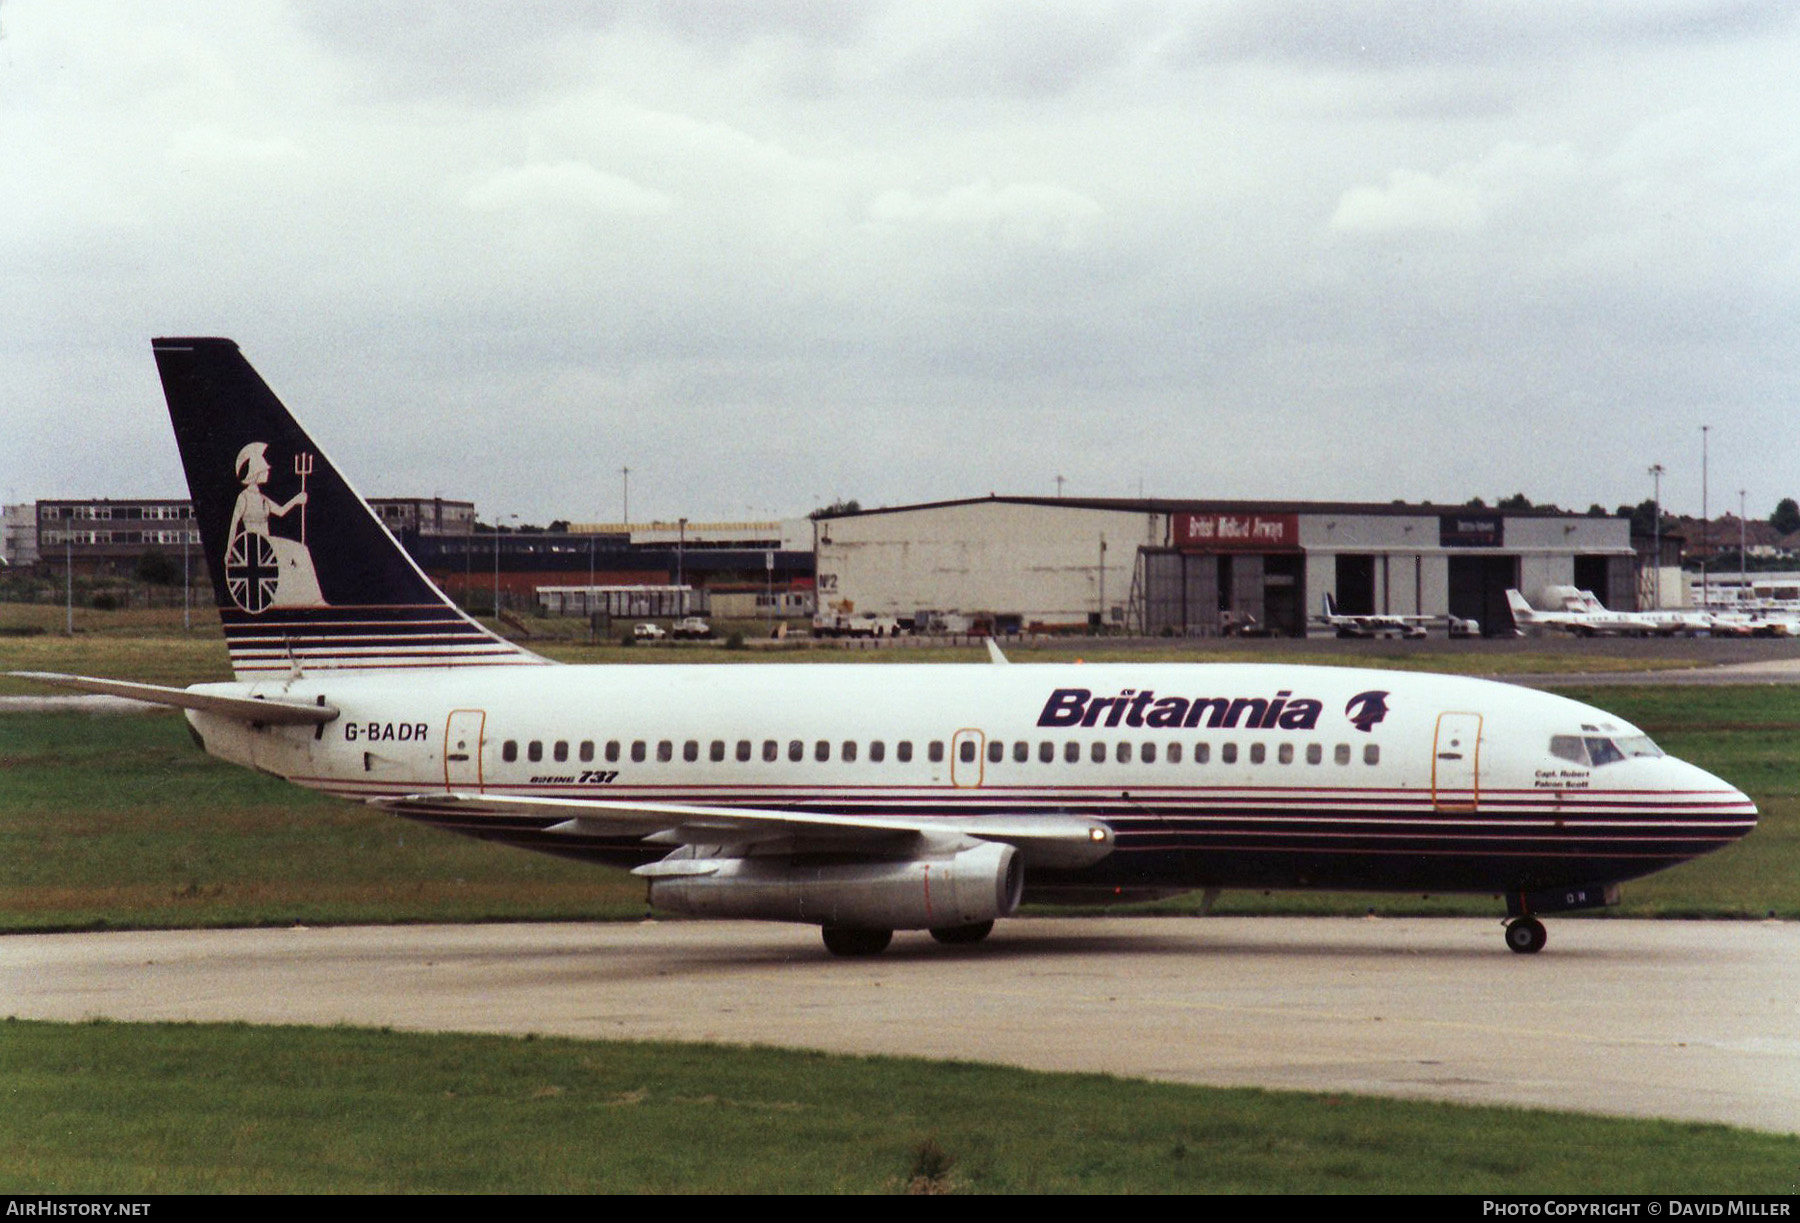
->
646, 839, 1022, 931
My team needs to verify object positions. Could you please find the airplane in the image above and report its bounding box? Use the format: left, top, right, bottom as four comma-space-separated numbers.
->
1505, 587, 1661, 637
1316, 592, 1478, 640
12, 339, 1759, 957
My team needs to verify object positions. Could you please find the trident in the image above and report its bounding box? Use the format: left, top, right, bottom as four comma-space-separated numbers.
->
294, 452, 314, 545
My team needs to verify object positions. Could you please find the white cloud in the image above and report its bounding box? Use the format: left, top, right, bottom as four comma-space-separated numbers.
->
1330, 141, 1582, 234
461, 161, 673, 216
866, 179, 1103, 249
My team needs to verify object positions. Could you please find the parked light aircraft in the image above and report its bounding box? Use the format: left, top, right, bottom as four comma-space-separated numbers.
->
1316, 593, 1477, 640
1506, 588, 1661, 637
13, 340, 1759, 956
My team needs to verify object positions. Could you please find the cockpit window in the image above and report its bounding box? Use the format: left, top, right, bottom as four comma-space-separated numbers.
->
1550, 733, 1662, 768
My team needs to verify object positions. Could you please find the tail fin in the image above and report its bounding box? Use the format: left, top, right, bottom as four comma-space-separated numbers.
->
152, 337, 548, 677
1503, 589, 1537, 623
1322, 592, 1339, 619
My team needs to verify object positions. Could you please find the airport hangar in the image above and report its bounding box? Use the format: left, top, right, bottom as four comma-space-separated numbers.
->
812, 497, 1638, 638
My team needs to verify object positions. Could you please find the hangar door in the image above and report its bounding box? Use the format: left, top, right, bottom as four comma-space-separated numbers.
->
1448, 556, 1519, 637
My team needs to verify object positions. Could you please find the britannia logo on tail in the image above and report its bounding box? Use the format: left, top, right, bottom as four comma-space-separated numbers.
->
1345, 690, 1390, 733
224, 442, 327, 613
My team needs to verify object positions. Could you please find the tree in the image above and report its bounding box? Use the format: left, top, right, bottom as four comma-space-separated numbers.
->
1497, 493, 1533, 511
134, 549, 180, 586
1770, 498, 1800, 536
810, 499, 862, 519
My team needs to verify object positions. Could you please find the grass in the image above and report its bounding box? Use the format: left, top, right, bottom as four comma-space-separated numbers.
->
1, 1020, 1794, 1193
0, 711, 643, 932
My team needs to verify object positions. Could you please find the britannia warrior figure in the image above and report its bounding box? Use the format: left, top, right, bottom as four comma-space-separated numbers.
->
224, 441, 325, 611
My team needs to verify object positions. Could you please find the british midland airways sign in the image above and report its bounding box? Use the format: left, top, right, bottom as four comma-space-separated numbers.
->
1173, 512, 1299, 551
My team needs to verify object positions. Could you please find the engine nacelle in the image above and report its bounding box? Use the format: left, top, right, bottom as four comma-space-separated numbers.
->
649, 840, 1023, 930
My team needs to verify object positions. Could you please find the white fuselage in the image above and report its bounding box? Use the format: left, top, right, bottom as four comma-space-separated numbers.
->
186, 661, 1755, 897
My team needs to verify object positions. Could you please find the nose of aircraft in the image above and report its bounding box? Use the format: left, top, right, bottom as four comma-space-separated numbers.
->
1677, 756, 1758, 841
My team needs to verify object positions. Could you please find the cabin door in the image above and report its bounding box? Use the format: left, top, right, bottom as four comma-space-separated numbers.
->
1432, 711, 1482, 811
444, 709, 487, 792
950, 728, 986, 788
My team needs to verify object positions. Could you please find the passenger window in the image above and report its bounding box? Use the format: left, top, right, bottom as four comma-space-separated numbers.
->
528, 740, 543, 763
1221, 743, 1238, 764
1306, 743, 1322, 765
1140, 742, 1156, 764
606, 740, 620, 763
658, 740, 673, 763
870, 741, 885, 763
502, 740, 518, 763
927, 741, 942, 763
1364, 744, 1380, 765
1065, 741, 1080, 763
1039, 741, 1054, 764
1116, 741, 1131, 763
710, 740, 725, 762
1249, 743, 1265, 764
1278, 743, 1293, 765
960, 740, 977, 764
763, 740, 778, 762
1013, 741, 1029, 764
682, 740, 698, 763
815, 740, 830, 762
789, 740, 804, 762
842, 740, 858, 762
553, 740, 568, 762
1091, 742, 1106, 764
1167, 743, 1183, 764
987, 740, 1003, 764
631, 741, 647, 763
900, 741, 916, 763
1194, 743, 1209, 764
579, 741, 594, 763
1334, 744, 1351, 765
737, 740, 752, 762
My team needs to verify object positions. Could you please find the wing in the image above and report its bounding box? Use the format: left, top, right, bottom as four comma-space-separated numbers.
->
376, 792, 1114, 869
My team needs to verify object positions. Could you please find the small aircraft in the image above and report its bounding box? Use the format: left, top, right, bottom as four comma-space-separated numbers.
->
1317, 592, 1454, 639
1505, 587, 1662, 637
13, 340, 1759, 956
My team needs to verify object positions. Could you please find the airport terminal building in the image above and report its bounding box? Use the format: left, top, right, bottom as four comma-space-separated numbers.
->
813, 497, 1637, 637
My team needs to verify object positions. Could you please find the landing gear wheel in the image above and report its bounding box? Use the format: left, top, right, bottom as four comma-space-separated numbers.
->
821, 926, 893, 957
929, 920, 995, 945
1505, 917, 1548, 954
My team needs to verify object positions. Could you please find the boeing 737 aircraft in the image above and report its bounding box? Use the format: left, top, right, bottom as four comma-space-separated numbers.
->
14, 340, 1759, 956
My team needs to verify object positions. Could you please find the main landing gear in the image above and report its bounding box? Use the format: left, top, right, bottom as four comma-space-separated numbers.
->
819, 921, 996, 956
1504, 916, 1548, 955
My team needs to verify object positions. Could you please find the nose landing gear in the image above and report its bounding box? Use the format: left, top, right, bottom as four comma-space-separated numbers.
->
1504, 916, 1548, 954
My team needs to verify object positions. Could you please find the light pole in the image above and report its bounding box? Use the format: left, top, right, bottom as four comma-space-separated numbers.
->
1647, 464, 1664, 608
1740, 488, 1747, 594
491, 512, 517, 619
621, 467, 630, 525
182, 505, 192, 632
1701, 425, 1710, 609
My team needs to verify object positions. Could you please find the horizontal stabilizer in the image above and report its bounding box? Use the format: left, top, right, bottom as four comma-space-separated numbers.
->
381, 792, 1114, 867
7, 672, 339, 726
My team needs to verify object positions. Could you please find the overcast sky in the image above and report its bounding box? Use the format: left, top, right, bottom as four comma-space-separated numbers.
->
4, 1, 1796, 526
